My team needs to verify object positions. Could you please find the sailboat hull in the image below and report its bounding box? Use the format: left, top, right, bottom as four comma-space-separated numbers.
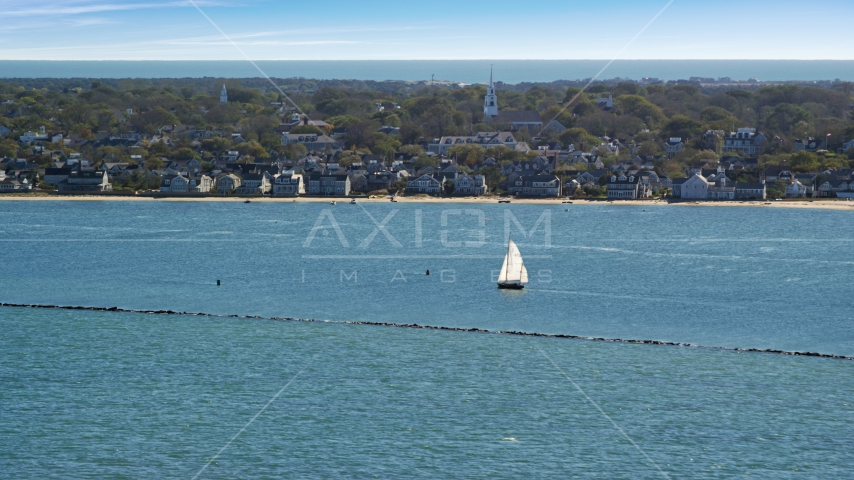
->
497, 283, 525, 290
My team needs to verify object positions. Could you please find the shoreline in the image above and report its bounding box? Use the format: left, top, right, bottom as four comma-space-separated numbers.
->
1, 194, 854, 210
3, 302, 851, 361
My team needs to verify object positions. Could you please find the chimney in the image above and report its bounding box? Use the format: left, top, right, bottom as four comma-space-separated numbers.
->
303, 116, 309, 126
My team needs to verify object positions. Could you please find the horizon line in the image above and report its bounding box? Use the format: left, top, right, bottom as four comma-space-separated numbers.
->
4, 59, 854, 62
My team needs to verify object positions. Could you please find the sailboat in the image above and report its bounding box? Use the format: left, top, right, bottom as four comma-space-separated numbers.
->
497, 238, 528, 289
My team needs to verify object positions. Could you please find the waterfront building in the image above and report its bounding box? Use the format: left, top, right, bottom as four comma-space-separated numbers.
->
735, 182, 767, 199
273, 172, 304, 196
43, 167, 72, 186
307, 173, 351, 196
454, 174, 488, 196
57, 168, 112, 192
606, 174, 652, 199
0, 174, 32, 192
216, 174, 241, 194
405, 174, 442, 194
674, 174, 709, 199
507, 174, 560, 197
160, 174, 213, 193
235, 173, 272, 195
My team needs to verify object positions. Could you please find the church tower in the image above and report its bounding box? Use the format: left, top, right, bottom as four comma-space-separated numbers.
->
483, 67, 498, 119
220, 84, 228, 103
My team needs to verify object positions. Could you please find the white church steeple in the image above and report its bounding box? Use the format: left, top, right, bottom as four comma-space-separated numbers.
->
483, 66, 498, 119
220, 84, 228, 103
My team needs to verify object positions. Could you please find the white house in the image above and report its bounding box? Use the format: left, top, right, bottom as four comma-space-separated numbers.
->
454, 174, 488, 196
307, 173, 351, 196
273, 172, 304, 196
216, 174, 241, 194
20, 130, 49, 143
507, 175, 561, 197
160, 174, 188, 193
406, 174, 442, 194
607, 175, 647, 199
235, 173, 272, 195
596, 94, 613, 109
0, 174, 32, 192
161, 174, 213, 193
665, 138, 684, 156
785, 178, 807, 198
676, 174, 709, 199
723, 128, 766, 156
428, 131, 517, 155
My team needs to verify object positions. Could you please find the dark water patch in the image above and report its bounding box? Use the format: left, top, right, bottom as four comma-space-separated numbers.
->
3, 302, 851, 362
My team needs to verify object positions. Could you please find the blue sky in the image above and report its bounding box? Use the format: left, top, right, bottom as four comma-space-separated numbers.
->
1, 0, 852, 60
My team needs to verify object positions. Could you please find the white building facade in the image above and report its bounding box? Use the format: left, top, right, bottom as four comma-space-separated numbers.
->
483, 68, 498, 118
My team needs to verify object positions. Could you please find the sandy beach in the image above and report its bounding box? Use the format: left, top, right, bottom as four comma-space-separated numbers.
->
1, 193, 854, 210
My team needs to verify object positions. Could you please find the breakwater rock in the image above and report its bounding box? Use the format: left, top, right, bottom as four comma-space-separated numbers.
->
2, 302, 851, 361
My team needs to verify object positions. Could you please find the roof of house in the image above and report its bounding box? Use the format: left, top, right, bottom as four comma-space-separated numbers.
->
608, 175, 640, 185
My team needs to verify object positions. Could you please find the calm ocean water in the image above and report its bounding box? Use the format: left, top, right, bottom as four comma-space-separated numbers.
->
1, 201, 853, 355
1, 307, 852, 478
2, 60, 854, 82
1, 200, 853, 477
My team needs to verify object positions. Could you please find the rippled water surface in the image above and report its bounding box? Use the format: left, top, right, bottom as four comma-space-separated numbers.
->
1, 200, 853, 478
1, 307, 852, 478
0, 200, 852, 355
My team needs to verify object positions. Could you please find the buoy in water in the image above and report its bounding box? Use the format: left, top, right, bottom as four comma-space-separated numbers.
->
426, 270, 430, 276
217, 280, 221, 286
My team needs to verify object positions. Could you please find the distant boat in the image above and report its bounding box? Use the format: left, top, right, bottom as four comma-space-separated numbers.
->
497, 238, 528, 290
330, 201, 336, 205
498, 199, 511, 203
350, 198, 357, 204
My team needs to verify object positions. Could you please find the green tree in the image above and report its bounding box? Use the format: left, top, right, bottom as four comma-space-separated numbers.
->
478, 165, 503, 193
661, 115, 704, 141
789, 151, 820, 172
398, 123, 423, 145
398, 144, 423, 156
145, 156, 164, 170
281, 143, 307, 159
447, 144, 484, 166
414, 153, 438, 169
766, 104, 812, 134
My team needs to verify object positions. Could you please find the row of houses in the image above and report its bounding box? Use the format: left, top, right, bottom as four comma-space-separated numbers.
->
672, 175, 767, 200
0, 169, 33, 192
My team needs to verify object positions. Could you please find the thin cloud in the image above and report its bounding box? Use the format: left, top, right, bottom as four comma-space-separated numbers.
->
2, 0, 237, 17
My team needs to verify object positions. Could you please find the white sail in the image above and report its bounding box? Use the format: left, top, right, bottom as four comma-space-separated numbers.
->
498, 239, 527, 284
